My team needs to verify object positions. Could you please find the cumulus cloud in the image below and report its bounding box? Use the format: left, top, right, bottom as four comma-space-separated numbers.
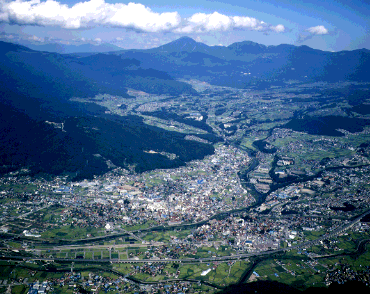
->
175, 12, 285, 33
307, 25, 328, 35
0, 0, 181, 32
297, 25, 329, 43
0, 0, 286, 34
271, 24, 285, 33
187, 12, 233, 32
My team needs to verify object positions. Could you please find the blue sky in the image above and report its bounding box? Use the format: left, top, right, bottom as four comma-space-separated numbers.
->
0, 0, 369, 51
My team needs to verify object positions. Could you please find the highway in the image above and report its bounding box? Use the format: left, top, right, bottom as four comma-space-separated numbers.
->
2, 208, 368, 265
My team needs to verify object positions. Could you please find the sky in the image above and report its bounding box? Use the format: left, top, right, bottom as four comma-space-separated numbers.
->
0, 0, 369, 51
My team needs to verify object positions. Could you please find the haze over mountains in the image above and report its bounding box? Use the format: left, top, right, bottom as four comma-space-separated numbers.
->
0, 37, 369, 179
14, 41, 124, 54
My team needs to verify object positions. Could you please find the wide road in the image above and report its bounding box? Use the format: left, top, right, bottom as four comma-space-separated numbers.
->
2, 208, 368, 265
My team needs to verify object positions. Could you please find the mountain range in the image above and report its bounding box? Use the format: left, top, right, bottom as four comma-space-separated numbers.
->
113, 36, 370, 89
0, 37, 369, 179
0, 40, 206, 179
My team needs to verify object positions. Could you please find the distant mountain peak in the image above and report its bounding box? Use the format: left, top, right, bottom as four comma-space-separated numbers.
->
155, 36, 208, 53
176, 36, 196, 42
230, 40, 262, 46
227, 40, 267, 54
168, 36, 198, 47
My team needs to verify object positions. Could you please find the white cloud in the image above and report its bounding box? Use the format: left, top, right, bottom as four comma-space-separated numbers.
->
0, 0, 286, 34
175, 12, 285, 34
0, 0, 181, 32
187, 12, 233, 32
233, 16, 263, 30
271, 24, 285, 33
307, 25, 328, 35
297, 25, 329, 43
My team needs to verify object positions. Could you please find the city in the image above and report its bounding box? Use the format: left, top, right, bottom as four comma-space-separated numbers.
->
1, 81, 370, 293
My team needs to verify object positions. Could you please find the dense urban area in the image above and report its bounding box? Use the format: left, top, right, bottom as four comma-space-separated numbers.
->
1, 80, 370, 293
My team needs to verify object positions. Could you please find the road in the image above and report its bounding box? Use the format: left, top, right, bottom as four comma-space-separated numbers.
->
51, 242, 166, 251
2, 208, 367, 265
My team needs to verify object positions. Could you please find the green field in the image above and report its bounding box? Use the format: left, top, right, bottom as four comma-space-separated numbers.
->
41, 224, 103, 240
